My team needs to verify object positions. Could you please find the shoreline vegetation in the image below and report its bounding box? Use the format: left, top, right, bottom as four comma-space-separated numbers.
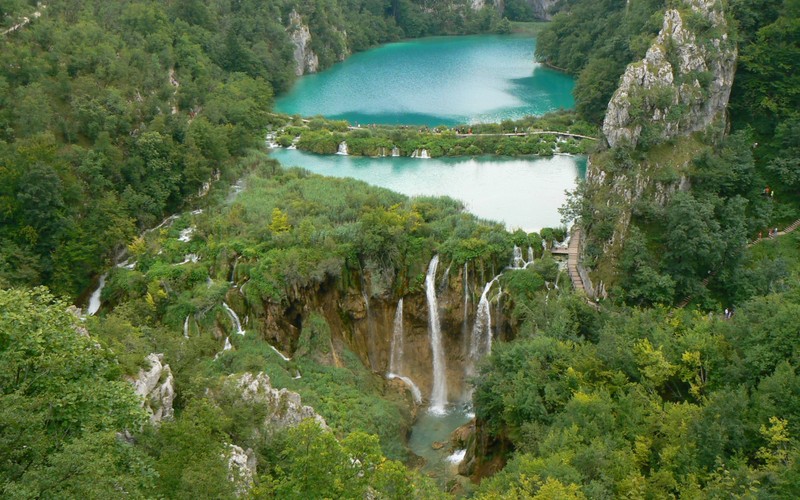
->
268, 111, 599, 158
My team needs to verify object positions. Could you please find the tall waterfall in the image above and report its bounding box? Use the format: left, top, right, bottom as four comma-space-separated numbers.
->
389, 298, 404, 373
469, 280, 496, 363
512, 245, 524, 269
386, 298, 423, 404
86, 273, 107, 316
223, 337, 232, 350
222, 302, 245, 335
183, 315, 190, 339
528, 246, 535, 264
391, 146, 400, 157
337, 141, 349, 155
426, 255, 448, 414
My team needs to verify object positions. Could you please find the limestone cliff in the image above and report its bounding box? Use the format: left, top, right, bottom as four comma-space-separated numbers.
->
286, 10, 319, 76
603, 0, 736, 148
223, 372, 328, 431
131, 353, 175, 425
526, 0, 559, 20
579, 0, 737, 289
476, 0, 558, 20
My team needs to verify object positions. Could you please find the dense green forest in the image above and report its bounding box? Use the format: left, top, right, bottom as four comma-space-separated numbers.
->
0, 0, 504, 298
2, 0, 800, 498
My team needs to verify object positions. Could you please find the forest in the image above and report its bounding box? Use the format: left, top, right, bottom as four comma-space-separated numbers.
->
2, 0, 800, 498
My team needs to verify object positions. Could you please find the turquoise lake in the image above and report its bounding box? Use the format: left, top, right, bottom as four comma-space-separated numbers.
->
272, 34, 583, 232
271, 149, 586, 232
274, 35, 575, 126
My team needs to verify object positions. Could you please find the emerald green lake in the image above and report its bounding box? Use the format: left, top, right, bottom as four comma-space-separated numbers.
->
274, 35, 574, 126
271, 148, 586, 232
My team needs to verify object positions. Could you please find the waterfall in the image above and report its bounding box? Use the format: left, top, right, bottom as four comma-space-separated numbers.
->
229, 257, 240, 283
426, 255, 448, 414
512, 245, 524, 269
469, 280, 495, 362
361, 274, 377, 371
183, 315, 190, 339
412, 149, 430, 159
269, 344, 291, 362
386, 373, 423, 404
387, 299, 423, 405
495, 286, 502, 342
542, 238, 548, 252
223, 337, 232, 350
389, 299, 404, 373
178, 227, 194, 242
86, 273, 108, 316
391, 146, 400, 157
337, 141, 349, 155
528, 246, 534, 264
222, 302, 245, 335
462, 261, 470, 339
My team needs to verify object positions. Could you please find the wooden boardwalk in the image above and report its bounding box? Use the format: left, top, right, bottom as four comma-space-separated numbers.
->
566, 228, 587, 295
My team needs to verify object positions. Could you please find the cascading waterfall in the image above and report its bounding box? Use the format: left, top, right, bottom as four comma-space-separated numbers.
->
222, 302, 245, 335
387, 374, 423, 404
426, 255, 448, 414
495, 286, 502, 340
391, 146, 400, 157
389, 299, 404, 373
386, 299, 423, 404
183, 315, 190, 339
337, 141, 349, 155
528, 246, 535, 264
86, 273, 108, 316
469, 279, 497, 363
512, 245, 524, 269
223, 337, 232, 350
411, 149, 430, 159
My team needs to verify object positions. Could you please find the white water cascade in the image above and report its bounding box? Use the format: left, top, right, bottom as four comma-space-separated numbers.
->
86, 273, 107, 316
386, 299, 423, 404
389, 299, 404, 373
222, 302, 245, 335
528, 246, 535, 264
426, 255, 448, 414
391, 146, 400, 157
183, 315, 190, 339
223, 337, 232, 350
469, 279, 497, 363
387, 373, 423, 405
411, 149, 430, 159
512, 245, 524, 269
337, 141, 349, 155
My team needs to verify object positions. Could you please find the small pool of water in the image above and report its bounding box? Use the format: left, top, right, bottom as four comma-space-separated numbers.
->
408, 408, 473, 484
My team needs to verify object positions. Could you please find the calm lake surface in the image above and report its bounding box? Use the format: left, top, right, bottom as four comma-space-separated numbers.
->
271, 148, 586, 232
275, 35, 575, 126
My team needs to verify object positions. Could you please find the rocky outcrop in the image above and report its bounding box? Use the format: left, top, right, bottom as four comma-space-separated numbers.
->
225, 372, 328, 430
132, 353, 175, 425
603, 0, 736, 148
476, 0, 558, 20
286, 10, 319, 76
227, 444, 257, 497
526, 0, 558, 20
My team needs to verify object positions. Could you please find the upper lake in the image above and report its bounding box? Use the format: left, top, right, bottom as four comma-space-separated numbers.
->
274, 35, 575, 127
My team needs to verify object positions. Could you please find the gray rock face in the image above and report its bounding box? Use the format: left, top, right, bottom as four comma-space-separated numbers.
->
227, 372, 328, 430
287, 10, 319, 76
603, 0, 736, 148
227, 444, 257, 497
132, 353, 174, 425
526, 0, 559, 20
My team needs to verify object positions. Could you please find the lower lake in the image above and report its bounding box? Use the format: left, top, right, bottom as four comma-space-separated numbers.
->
270, 148, 586, 232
